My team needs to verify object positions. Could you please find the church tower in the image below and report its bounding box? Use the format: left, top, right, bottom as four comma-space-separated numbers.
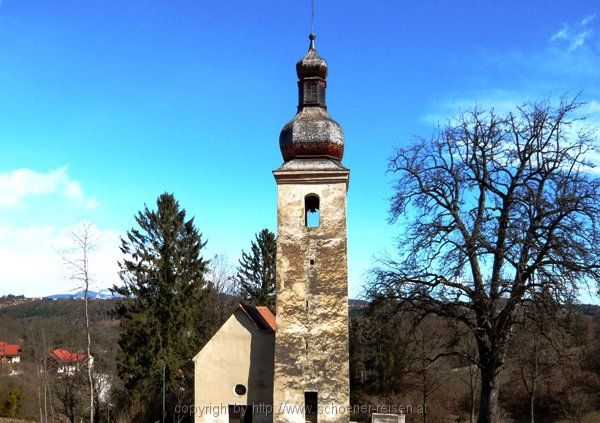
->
273, 34, 350, 423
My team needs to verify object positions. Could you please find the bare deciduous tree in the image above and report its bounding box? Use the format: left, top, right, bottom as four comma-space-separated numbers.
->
208, 254, 238, 326
209, 254, 237, 295
510, 300, 569, 423
208, 254, 240, 330
454, 328, 480, 423
407, 317, 448, 423
62, 222, 97, 423
370, 98, 600, 422
25, 323, 52, 423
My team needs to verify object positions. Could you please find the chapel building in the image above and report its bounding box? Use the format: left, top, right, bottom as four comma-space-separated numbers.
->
194, 34, 350, 423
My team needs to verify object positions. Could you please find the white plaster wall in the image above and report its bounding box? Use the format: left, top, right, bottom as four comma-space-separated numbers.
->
194, 309, 274, 423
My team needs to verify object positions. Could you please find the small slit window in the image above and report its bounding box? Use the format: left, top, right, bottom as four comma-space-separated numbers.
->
305, 195, 320, 228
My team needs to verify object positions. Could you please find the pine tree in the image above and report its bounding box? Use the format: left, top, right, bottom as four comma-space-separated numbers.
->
236, 229, 276, 310
3, 383, 22, 417
112, 193, 213, 421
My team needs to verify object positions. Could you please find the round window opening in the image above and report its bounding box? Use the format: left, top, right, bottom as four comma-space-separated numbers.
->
234, 384, 247, 396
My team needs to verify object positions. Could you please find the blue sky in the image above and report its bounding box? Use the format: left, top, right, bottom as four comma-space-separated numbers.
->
0, 1, 599, 299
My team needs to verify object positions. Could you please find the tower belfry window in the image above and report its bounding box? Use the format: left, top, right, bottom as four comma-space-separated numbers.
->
304, 81, 318, 103
305, 195, 320, 227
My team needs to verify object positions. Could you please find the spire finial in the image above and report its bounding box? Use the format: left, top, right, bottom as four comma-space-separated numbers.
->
310, 0, 315, 35
308, 0, 316, 50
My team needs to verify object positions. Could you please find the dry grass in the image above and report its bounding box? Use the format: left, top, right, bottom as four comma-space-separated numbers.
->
555, 411, 600, 423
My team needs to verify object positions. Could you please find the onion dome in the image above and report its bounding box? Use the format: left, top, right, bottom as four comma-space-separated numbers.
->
296, 34, 328, 79
279, 34, 345, 162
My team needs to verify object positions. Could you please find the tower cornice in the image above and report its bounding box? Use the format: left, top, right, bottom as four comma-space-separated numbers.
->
273, 158, 349, 187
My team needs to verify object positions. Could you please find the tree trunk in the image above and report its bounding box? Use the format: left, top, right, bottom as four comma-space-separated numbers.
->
529, 390, 535, 423
422, 390, 428, 423
36, 364, 43, 423
529, 330, 538, 423
422, 352, 428, 423
477, 367, 500, 423
43, 331, 51, 423
85, 285, 94, 423
470, 383, 477, 423
469, 362, 478, 423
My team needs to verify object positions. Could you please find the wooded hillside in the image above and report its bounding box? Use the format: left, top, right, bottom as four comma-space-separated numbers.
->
0, 296, 598, 421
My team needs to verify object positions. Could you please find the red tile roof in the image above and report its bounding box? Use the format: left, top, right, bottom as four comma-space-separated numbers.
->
255, 306, 276, 331
0, 342, 21, 357
49, 348, 88, 364
239, 304, 276, 332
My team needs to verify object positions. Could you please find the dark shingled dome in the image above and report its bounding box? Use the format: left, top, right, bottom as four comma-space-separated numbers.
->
279, 34, 345, 162
280, 108, 344, 161
296, 34, 328, 79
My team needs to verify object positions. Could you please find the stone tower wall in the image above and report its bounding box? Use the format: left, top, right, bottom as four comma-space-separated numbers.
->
273, 167, 350, 423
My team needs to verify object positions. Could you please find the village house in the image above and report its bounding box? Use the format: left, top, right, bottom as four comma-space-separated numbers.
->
49, 348, 92, 375
0, 341, 21, 364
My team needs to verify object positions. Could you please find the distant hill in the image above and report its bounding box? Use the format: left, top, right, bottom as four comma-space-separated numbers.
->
0, 292, 596, 319
577, 303, 600, 320
0, 297, 119, 321
349, 298, 368, 309
44, 289, 119, 300
0, 294, 27, 306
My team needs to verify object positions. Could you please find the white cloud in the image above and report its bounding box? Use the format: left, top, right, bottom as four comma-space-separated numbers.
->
424, 13, 600, 125
579, 150, 600, 174
550, 15, 596, 51
582, 14, 596, 26
0, 222, 121, 297
0, 166, 98, 210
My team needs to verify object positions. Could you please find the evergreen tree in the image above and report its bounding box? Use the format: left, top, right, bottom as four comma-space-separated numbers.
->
3, 383, 22, 417
236, 229, 276, 309
112, 193, 213, 421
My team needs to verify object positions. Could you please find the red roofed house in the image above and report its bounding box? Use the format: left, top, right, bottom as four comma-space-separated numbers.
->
49, 348, 93, 375
193, 304, 275, 423
0, 341, 21, 364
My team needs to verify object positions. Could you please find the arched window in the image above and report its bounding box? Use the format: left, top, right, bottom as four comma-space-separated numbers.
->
305, 195, 320, 228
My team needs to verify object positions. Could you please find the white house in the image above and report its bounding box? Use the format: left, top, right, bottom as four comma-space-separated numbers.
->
0, 341, 21, 364
49, 348, 93, 375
